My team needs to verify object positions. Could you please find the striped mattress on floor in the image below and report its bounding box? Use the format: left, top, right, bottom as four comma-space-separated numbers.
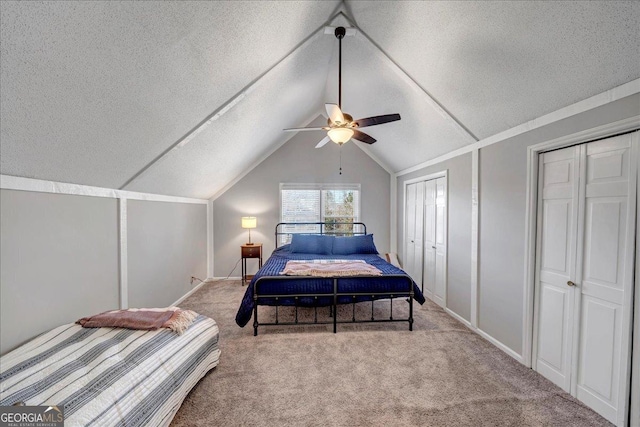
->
0, 315, 220, 427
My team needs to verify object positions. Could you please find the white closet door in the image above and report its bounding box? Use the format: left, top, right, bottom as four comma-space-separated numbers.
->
413, 181, 425, 289
574, 134, 635, 425
534, 146, 580, 391
433, 177, 447, 308
405, 183, 417, 281
533, 133, 637, 426
423, 180, 436, 299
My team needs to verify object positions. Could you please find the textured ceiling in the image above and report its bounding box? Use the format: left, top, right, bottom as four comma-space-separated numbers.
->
0, 1, 340, 189
1, 1, 638, 198
348, 1, 640, 140
126, 34, 333, 199
323, 31, 475, 172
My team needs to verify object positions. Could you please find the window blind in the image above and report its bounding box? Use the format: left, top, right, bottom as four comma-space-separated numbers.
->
280, 183, 361, 244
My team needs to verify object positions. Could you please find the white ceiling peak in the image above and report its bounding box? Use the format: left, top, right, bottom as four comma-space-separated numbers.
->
328, 11, 478, 144
355, 26, 479, 144
329, 3, 357, 27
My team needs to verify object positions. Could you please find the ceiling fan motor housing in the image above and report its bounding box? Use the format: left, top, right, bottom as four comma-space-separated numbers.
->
327, 113, 353, 127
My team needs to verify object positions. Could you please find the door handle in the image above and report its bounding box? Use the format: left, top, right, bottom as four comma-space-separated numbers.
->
567, 281, 577, 287
432, 246, 436, 249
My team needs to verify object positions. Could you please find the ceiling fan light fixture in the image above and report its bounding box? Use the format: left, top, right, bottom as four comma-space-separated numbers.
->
328, 127, 354, 144
281, 26, 401, 150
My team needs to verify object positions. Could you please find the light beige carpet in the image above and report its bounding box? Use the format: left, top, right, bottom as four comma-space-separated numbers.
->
171, 280, 610, 426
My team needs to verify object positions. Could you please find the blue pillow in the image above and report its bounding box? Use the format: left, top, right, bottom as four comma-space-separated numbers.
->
290, 234, 334, 255
274, 244, 292, 253
332, 234, 378, 255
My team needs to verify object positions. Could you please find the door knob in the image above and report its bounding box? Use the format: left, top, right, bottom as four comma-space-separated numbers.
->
567, 281, 576, 287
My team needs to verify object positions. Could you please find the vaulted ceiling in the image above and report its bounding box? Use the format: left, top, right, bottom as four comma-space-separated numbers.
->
1, 1, 638, 199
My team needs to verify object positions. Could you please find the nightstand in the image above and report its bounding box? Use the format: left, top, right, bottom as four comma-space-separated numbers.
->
241, 243, 263, 285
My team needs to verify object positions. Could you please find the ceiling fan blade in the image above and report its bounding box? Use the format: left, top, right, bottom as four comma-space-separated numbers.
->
283, 127, 328, 132
325, 103, 345, 124
351, 129, 376, 144
315, 136, 331, 148
352, 113, 401, 128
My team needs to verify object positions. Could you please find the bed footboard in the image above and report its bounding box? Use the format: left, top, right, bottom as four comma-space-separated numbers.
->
252, 275, 414, 336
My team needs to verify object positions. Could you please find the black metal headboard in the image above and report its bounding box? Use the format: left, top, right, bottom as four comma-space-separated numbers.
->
275, 222, 367, 248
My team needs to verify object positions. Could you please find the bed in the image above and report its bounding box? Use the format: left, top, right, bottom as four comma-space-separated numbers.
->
236, 222, 426, 335
0, 314, 220, 427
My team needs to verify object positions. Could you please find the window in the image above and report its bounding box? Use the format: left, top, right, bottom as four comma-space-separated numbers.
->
280, 183, 361, 244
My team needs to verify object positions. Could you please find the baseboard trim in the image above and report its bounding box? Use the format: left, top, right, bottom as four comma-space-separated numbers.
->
445, 308, 471, 327
476, 328, 524, 364
442, 306, 524, 364
171, 279, 211, 306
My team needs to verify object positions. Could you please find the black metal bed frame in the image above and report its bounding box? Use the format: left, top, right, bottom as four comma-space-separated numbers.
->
275, 221, 368, 248
251, 222, 415, 336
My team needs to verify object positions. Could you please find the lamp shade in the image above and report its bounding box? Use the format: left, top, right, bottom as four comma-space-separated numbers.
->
328, 128, 354, 144
241, 216, 257, 229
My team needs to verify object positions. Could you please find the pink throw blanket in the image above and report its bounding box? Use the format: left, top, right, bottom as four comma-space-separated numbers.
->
281, 260, 382, 277
77, 307, 198, 335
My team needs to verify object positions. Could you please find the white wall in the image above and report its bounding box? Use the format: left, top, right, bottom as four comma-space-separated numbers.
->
0, 182, 209, 355
127, 200, 207, 308
479, 93, 639, 355
0, 190, 119, 354
396, 92, 640, 361
212, 116, 392, 277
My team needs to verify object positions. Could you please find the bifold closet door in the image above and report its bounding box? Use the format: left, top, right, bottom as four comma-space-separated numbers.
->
534, 146, 580, 391
406, 177, 446, 306
405, 183, 417, 281
413, 181, 425, 290
404, 182, 424, 285
534, 133, 637, 426
574, 135, 636, 425
419, 177, 446, 307
433, 178, 447, 308
423, 180, 436, 300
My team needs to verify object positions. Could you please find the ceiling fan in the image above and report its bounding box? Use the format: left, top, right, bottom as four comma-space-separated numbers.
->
284, 26, 401, 148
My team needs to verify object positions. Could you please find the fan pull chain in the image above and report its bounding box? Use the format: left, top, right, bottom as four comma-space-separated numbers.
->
339, 145, 342, 175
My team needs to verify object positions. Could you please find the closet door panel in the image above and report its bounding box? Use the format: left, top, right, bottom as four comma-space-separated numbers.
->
405, 183, 417, 281
580, 298, 617, 398
577, 296, 619, 422
534, 146, 579, 392
434, 177, 447, 307
541, 200, 571, 273
413, 181, 425, 288
423, 180, 436, 299
536, 284, 570, 385
575, 135, 633, 425
583, 200, 622, 285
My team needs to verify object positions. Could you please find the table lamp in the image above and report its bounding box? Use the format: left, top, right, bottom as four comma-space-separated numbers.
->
241, 216, 257, 245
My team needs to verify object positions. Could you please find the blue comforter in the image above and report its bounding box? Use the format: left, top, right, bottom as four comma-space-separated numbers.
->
235, 246, 425, 327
